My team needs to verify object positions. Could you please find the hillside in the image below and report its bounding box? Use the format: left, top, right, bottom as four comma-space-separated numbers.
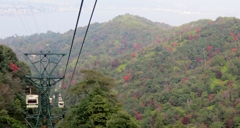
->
0, 45, 31, 127
95, 16, 240, 127
1, 15, 240, 127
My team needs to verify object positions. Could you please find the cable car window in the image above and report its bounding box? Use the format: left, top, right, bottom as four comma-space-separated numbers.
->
28, 99, 37, 104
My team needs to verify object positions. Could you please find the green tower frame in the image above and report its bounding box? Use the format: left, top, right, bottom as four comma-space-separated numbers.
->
24, 51, 65, 128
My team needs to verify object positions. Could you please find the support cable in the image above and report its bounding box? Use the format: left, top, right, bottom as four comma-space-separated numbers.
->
42, 0, 48, 31
16, 0, 32, 34
61, 0, 85, 93
66, 0, 98, 92
11, 0, 29, 35
28, 0, 40, 33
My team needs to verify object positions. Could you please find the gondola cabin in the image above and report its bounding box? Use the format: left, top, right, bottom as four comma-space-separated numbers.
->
58, 101, 64, 108
49, 98, 53, 105
26, 95, 38, 108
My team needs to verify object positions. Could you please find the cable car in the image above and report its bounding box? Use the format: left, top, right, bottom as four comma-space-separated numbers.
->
58, 93, 64, 108
58, 101, 64, 108
26, 95, 38, 108
49, 98, 53, 106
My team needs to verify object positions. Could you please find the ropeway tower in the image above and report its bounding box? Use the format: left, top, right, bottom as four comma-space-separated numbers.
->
24, 51, 65, 128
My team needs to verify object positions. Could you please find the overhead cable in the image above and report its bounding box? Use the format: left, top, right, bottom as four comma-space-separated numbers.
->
66, 0, 98, 91
61, 0, 85, 93
11, 0, 29, 35
28, 0, 40, 33
42, 0, 48, 31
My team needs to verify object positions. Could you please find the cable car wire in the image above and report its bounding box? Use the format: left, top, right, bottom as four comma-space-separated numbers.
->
11, 0, 29, 35
27, 0, 40, 33
16, 0, 32, 34
42, 0, 48, 31
61, 0, 85, 94
66, 0, 98, 92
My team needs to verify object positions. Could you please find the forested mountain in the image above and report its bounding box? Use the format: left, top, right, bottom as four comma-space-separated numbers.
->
1, 14, 240, 127
0, 45, 31, 127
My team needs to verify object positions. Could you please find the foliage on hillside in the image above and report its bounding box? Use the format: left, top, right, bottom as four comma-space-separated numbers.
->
60, 70, 139, 128
0, 45, 31, 128
2, 14, 240, 127
96, 16, 240, 127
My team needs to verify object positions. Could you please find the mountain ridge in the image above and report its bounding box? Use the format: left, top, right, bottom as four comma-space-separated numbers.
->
1, 14, 240, 127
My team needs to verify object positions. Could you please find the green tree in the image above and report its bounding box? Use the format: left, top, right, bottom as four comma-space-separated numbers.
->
106, 111, 140, 128
154, 113, 164, 128
88, 94, 112, 127
61, 70, 137, 128
0, 110, 26, 128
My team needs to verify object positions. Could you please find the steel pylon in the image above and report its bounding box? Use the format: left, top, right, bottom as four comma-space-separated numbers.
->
24, 51, 65, 128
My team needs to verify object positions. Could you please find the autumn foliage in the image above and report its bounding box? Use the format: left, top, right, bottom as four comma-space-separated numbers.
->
124, 75, 131, 82
135, 111, 142, 120
230, 48, 237, 53
209, 94, 214, 101
172, 42, 178, 47
181, 116, 190, 125
131, 53, 136, 58
206, 45, 212, 51
10, 62, 19, 71
181, 77, 188, 84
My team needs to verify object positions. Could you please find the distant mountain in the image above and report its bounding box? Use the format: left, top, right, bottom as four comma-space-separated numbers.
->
2, 14, 240, 127
1, 14, 171, 62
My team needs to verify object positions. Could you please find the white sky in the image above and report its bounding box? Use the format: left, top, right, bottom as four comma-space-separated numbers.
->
1, 0, 240, 38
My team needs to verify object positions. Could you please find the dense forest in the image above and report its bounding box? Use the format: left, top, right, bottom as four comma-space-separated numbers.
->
1, 14, 240, 127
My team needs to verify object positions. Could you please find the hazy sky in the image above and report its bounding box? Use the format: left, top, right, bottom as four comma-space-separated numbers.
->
1, 0, 240, 38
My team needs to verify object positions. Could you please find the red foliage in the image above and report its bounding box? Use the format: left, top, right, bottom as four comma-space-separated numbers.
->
124, 75, 131, 82
150, 99, 155, 106
181, 77, 188, 84
209, 94, 214, 101
230, 32, 235, 37
196, 27, 201, 33
188, 35, 193, 40
225, 116, 234, 128
10, 62, 19, 71
234, 37, 238, 42
172, 42, 178, 47
167, 47, 172, 51
131, 53, 136, 58
206, 45, 212, 51
208, 52, 213, 58
230, 48, 238, 53
181, 116, 190, 125
197, 57, 202, 62
135, 111, 142, 120
228, 80, 234, 87
134, 44, 141, 51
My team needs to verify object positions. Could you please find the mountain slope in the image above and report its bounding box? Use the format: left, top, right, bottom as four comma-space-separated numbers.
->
2, 15, 240, 127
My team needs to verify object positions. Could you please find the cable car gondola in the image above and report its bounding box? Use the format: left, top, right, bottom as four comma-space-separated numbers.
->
26, 95, 38, 108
